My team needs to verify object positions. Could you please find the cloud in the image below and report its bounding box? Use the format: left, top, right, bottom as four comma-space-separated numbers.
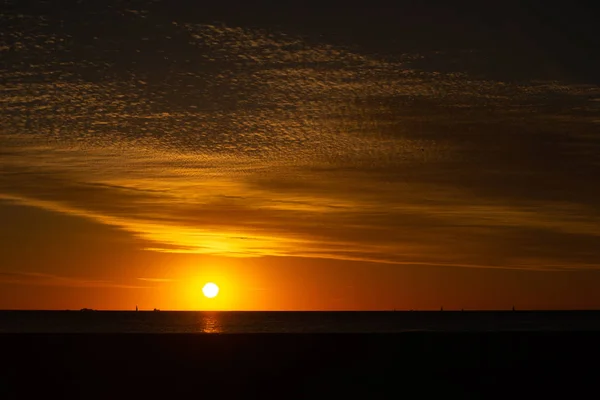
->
136, 278, 176, 283
0, 271, 149, 289
1, 12, 599, 271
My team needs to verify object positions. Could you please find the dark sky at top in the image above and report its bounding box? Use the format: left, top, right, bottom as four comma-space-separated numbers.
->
5, 0, 598, 81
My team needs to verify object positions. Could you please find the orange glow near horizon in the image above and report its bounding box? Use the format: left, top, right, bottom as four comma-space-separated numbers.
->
2, 248, 600, 311
176, 267, 244, 311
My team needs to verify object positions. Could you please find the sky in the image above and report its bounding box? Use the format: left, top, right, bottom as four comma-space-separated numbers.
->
1, 0, 599, 310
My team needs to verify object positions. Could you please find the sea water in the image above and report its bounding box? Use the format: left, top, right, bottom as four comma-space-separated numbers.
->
1, 311, 599, 333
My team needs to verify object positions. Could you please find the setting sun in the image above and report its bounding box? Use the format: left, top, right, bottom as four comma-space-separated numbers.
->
202, 282, 220, 299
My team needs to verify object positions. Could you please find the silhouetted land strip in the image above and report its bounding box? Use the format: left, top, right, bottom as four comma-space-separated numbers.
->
1, 332, 599, 398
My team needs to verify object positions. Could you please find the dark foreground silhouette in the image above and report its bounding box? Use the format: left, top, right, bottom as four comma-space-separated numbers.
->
1, 332, 598, 398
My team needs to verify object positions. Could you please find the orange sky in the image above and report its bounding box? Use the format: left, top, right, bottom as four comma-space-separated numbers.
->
1, 2, 600, 310
1, 201, 600, 310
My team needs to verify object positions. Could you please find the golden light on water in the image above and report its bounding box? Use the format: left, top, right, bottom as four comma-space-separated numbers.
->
202, 282, 219, 298
199, 313, 222, 333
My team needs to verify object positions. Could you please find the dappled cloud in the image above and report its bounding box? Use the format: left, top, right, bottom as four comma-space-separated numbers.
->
1, 8, 599, 271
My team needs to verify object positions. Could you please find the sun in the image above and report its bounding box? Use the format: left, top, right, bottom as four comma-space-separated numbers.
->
202, 282, 219, 299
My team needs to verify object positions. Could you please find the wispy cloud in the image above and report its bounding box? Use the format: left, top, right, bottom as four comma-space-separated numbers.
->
1, 13, 599, 271
0, 271, 149, 289
136, 277, 176, 283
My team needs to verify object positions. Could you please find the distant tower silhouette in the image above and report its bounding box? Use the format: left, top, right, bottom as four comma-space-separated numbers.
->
440, 306, 443, 312
512, 305, 515, 312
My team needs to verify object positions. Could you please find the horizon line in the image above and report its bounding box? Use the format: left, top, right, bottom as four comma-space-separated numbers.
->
2, 309, 600, 312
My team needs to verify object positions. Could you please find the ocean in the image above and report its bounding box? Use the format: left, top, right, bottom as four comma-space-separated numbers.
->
1, 310, 599, 333
3, 311, 600, 397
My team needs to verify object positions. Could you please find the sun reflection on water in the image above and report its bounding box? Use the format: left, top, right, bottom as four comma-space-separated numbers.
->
199, 313, 222, 333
